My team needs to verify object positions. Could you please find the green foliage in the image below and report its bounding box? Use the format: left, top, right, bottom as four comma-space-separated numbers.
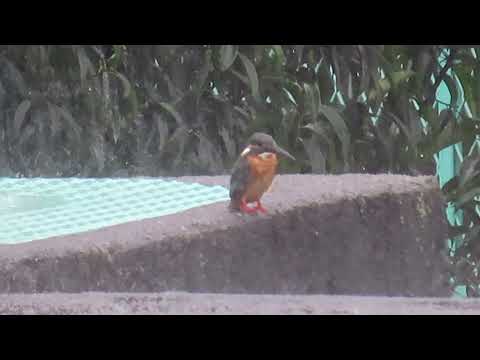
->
0, 44, 462, 177
1, 45, 480, 295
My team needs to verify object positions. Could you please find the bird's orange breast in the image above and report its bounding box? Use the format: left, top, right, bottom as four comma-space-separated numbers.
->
244, 153, 278, 203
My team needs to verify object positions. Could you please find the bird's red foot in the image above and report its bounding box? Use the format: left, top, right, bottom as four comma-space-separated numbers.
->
240, 199, 258, 214
254, 201, 267, 214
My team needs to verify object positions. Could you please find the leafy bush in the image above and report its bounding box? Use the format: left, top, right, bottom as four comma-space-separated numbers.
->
0, 44, 471, 177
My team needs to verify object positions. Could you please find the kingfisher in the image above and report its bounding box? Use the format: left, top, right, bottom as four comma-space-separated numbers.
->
229, 132, 295, 214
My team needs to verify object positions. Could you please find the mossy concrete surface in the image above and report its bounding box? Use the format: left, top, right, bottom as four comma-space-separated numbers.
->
1, 292, 478, 315
0, 174, 451, 297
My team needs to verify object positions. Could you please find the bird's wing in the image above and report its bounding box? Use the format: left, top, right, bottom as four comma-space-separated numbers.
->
229, 156, 251, 208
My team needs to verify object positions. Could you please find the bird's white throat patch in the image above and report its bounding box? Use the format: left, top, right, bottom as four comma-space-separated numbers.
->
258, 152, 274, 160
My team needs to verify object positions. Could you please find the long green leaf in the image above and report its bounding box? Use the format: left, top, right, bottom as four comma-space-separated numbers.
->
390, 69, 415, 88
272, 45, 286, 66
193, 49, 213, 95
441, 175, 459, 194
301, 137, 326, 174
111, 72, 131, 99
234, 106, 250, 119
455, 63, 476, 116
295, 45, 304, 66
433, 116, 477, 154
303, 83, 318, 122
357, 45, 370, 94
459, 153, 480, 188
90, 135, 105, 172
218, 45, 238, 71
14, 99, 31, 136
159, 102, 185, 126
443, 74, 459, 111
18, 124, 35, 147
230, 68, 249, 86
47, 102, 62, 137
318, 105, 351, 170
155, 113, 169, 152
2, 58, 27, 97
57, 106, 82, 144
76, 47, 95, 86
387, 112, 414, 146
238, 53, 260, 101
303, 122, 338, 171
219, 127, 236, 159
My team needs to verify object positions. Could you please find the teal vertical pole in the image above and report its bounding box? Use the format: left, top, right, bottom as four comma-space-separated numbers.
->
436, 51, 464, 229
435, 50, 466, 297
437, 79, 461, 228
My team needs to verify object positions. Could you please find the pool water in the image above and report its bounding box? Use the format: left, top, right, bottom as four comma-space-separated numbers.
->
0, 178, 229, 244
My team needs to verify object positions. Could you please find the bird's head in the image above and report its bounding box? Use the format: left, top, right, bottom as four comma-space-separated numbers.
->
240, 132, 295, 161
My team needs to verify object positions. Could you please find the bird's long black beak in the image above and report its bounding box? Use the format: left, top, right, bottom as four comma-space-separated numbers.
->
274, 144, 295, 161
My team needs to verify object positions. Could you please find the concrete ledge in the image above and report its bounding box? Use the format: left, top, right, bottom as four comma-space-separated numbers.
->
0, 292, 477, 315
0, 174, 451, 296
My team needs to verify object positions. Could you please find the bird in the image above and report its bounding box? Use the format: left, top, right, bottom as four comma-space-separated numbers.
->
229, 132, 295, 214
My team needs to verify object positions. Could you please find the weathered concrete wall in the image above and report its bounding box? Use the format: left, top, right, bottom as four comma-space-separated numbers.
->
0, 174, 451, 297
1, 292, 478, 315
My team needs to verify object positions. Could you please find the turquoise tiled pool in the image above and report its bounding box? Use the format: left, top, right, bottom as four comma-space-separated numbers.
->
0, 178, 229, 244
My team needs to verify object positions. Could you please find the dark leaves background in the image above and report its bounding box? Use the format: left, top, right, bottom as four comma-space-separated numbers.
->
4, 44, 474, 178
